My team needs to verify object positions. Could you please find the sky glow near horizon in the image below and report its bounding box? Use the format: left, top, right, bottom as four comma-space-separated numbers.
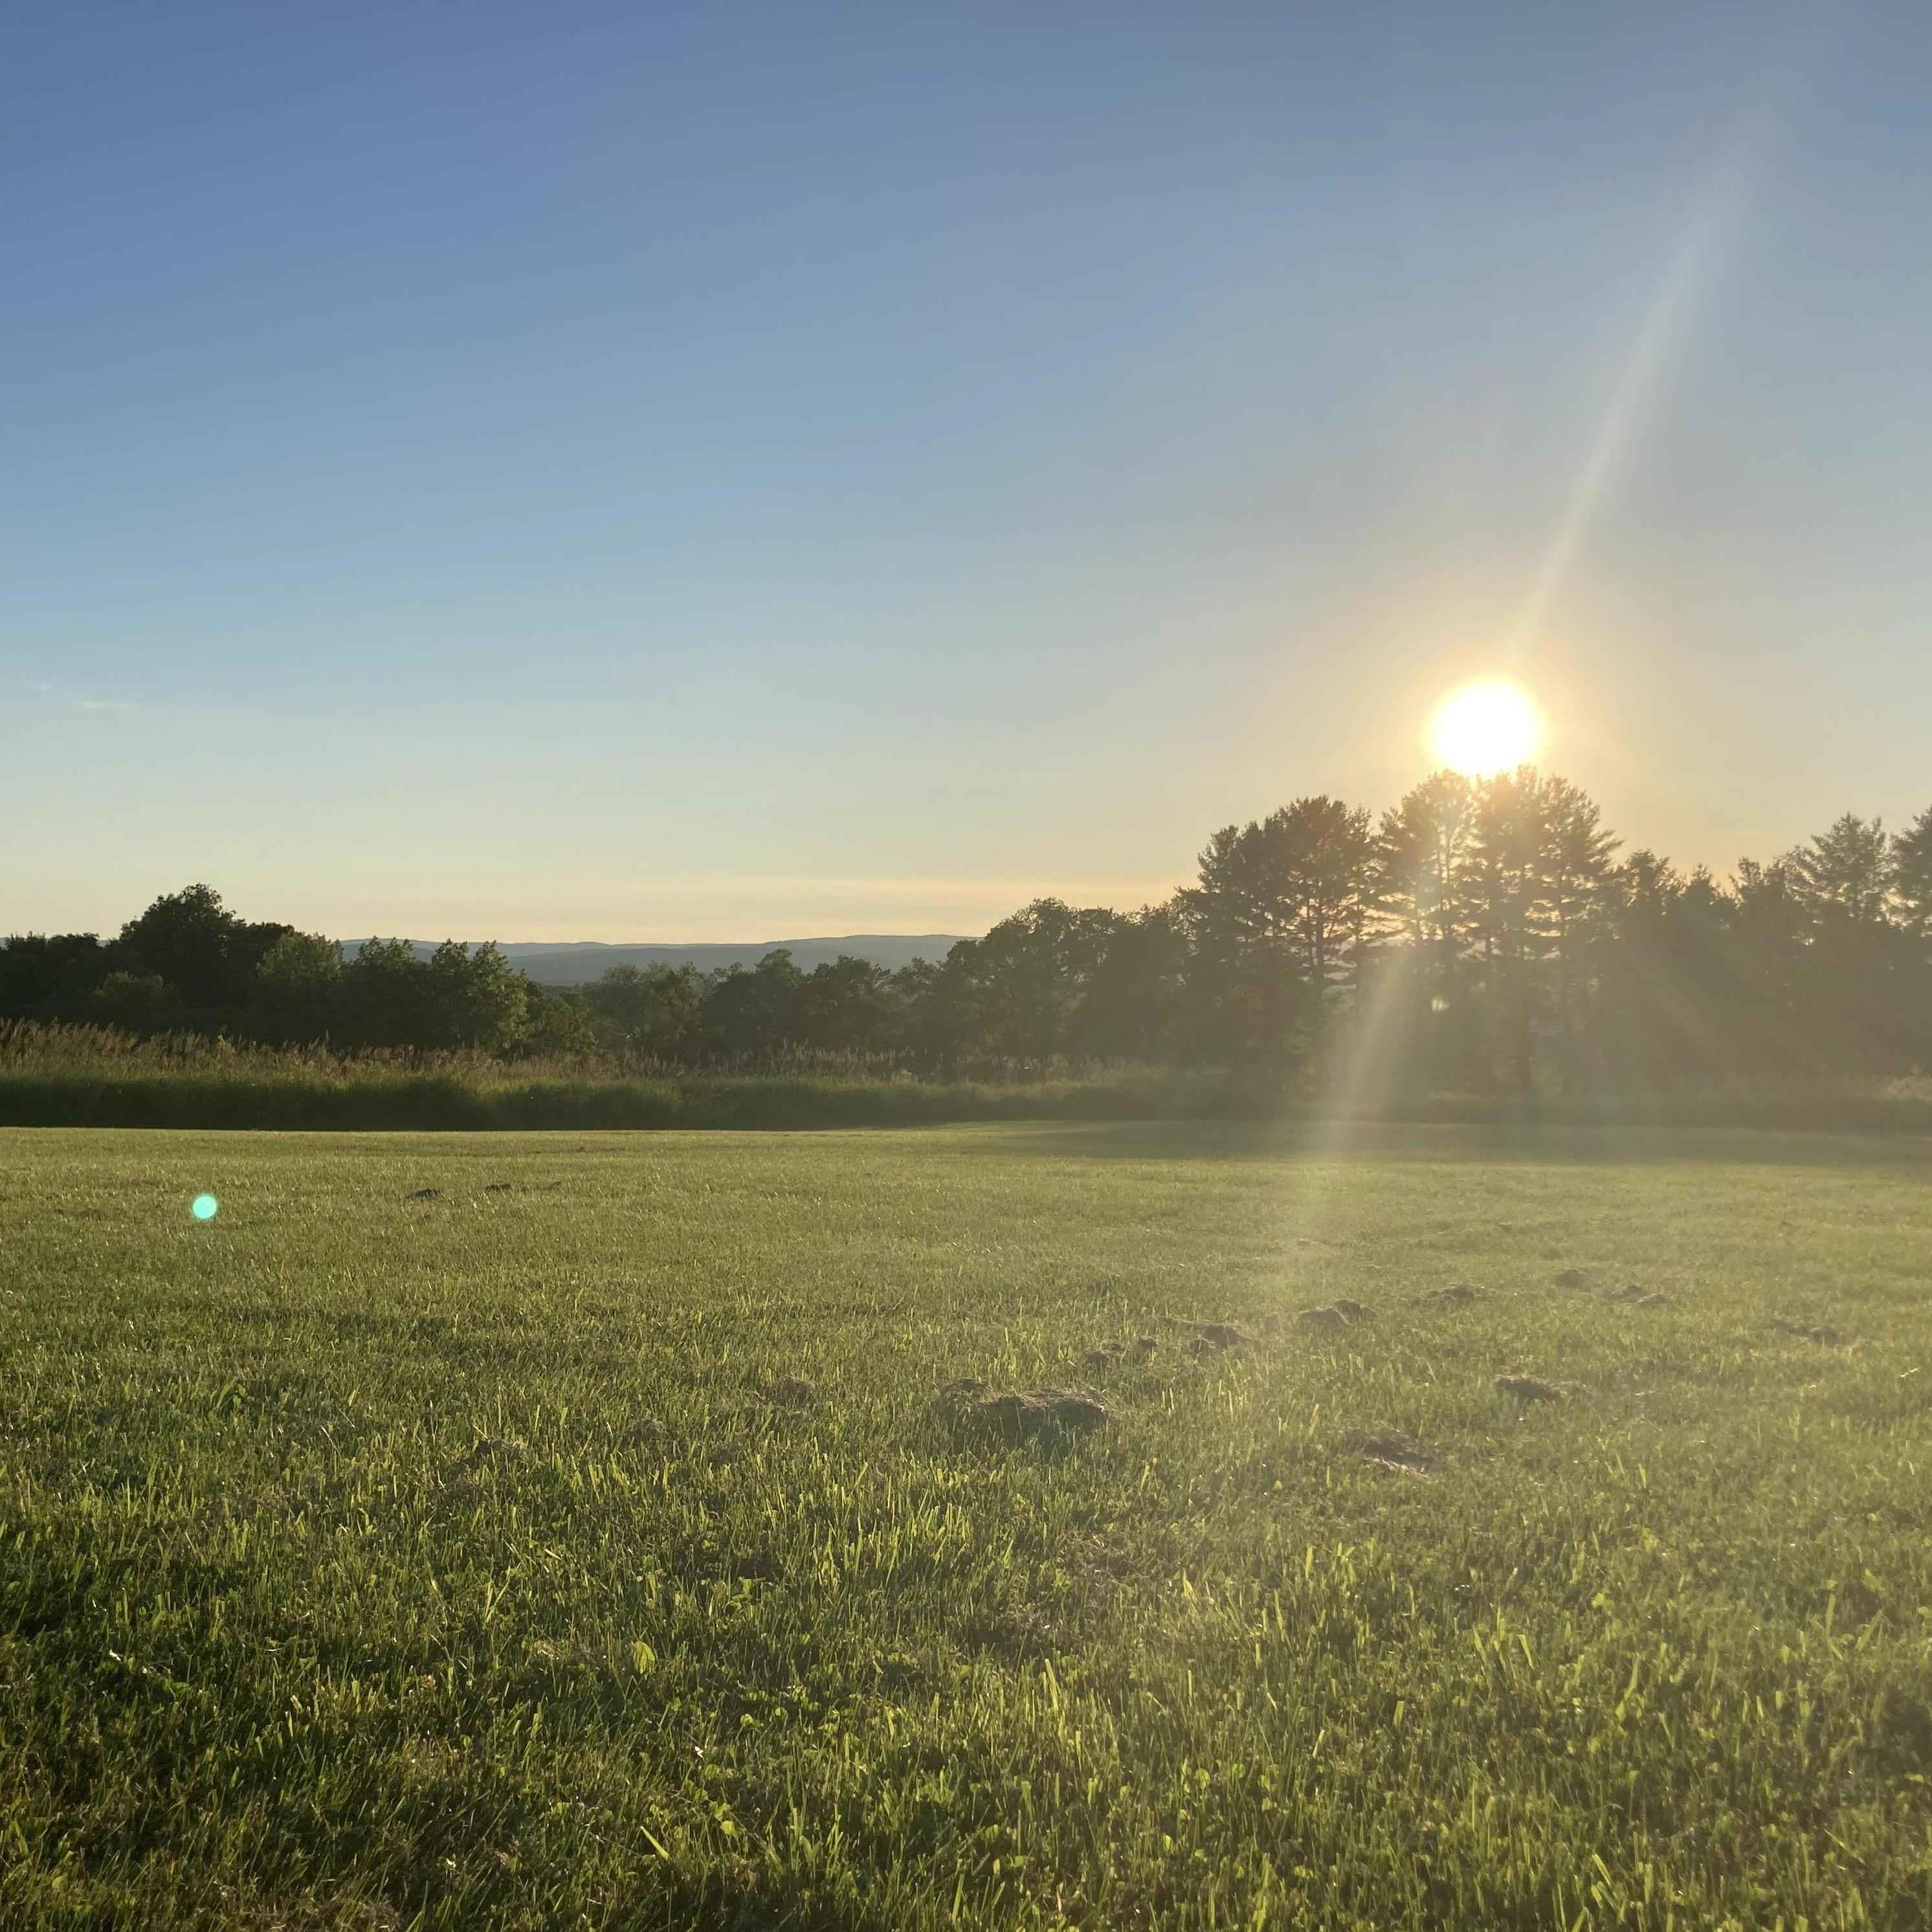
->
3, 3, 1929, 942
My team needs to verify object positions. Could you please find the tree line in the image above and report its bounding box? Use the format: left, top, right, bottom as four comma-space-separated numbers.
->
5, 769, 1930, 1093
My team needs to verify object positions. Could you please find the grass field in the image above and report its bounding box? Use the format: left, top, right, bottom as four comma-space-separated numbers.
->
3, 1122, 1931, 1929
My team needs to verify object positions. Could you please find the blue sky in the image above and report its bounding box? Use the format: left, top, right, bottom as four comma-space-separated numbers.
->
4, 3, 1928, 939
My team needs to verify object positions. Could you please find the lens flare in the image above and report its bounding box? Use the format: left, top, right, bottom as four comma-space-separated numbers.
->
190, 1194, 219, 1221
1429, 679, 1544, 777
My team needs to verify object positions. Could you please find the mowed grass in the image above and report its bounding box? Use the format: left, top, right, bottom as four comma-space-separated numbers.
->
2, 1124, 1931, 1931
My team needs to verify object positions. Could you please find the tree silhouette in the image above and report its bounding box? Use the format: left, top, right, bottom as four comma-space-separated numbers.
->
9, 781, 1931, 1092
1892, 807, 1932, 940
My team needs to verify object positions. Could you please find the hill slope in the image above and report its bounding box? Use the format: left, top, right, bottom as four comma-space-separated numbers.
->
342, 936, 966, 984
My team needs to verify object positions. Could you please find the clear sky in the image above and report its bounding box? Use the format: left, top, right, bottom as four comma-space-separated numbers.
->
4, 3, 1927, 941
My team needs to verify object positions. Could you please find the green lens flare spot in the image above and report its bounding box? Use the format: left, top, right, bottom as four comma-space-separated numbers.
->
190, 1194, 219, 1221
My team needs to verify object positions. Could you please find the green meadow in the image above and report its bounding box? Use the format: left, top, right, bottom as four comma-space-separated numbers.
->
3, 1121, 1930, 1930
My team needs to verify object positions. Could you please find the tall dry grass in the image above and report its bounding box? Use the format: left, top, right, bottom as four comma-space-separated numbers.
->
1, 1021, 1927, 1133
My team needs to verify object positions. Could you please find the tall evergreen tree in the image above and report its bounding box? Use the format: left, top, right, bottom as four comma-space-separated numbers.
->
1374, 772, 1477, 1081
1893, 806, 1932, 942
1463, 770, 1556, 1093
1539, 774, 1619, 1085
1789, 814, 1893, 923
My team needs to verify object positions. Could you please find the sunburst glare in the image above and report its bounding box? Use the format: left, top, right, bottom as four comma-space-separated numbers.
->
1429, 678, 1545, 777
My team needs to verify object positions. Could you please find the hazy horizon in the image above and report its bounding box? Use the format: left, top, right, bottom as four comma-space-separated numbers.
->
7, 3, 1930, 940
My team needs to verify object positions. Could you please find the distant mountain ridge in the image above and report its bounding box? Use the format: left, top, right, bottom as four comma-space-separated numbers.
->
340, 935, 968, 986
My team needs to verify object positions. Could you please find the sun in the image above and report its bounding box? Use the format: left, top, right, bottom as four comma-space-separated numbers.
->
1429, 678, 1544, 777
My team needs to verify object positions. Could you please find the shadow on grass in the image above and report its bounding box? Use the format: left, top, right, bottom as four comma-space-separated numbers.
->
940, 1117, 1932, 1172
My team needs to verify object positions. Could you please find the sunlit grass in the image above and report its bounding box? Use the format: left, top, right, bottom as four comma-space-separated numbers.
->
2, 1122, 1930, 1927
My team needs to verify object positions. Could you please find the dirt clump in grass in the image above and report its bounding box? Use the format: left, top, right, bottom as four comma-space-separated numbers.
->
1081, 1336, 1158, 1370
737, 1371, 820, 1418
1495, 1375, 1564, 1403
1171, 1317, 1256, 1352
1771, 1318, 1842, 1346
1603, 1283, 1665, 1305
1430, 1283, 1480, 1308
1344, 1423, 1438, 1475
945, 1383, 1111, 1443
1295, 1305, 1348, 1336
1553, 1267, 1587, 1289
